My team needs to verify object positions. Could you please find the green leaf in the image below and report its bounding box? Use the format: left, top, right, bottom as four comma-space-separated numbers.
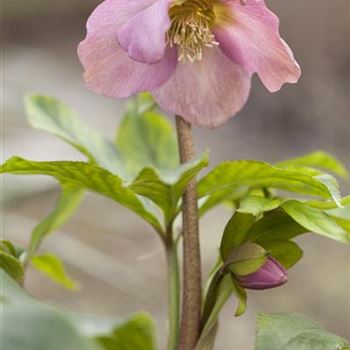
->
327, 203, 350, 219
31, 253, 77, 290
247, 210, 308, 243
198, 160, 339, 203
0, 240, 17, 256
27, 184, 84, 260
307, 195, 350, 210
0, 270, 99, 350
224, 243, 267, 276
231, 276, 247, 317
202, 270, 224, 328
71, 312, 158, 350
199, 187, 246, 216
1, 269, 158, 350
330, 216, 350, 236
255, 313, 349, 350
136, 92, 156, 114
237, 195, 282, 216
258, 240, 303, 269
94, 313, 158, 350
116, 106, 179, 177
315, 174, 342, 207
1, 157, 162, 232
197, 274, 233, 350
282, 200, 349, 244
0, 245, 25, 283
220, 212, 255, 260
25, 94, 124, 175
276, 151, 348, 178
130, 152, 209, 223
193, 323, 218, 350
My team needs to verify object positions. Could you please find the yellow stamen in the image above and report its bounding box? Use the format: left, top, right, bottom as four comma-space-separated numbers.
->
167, 0, 219, 63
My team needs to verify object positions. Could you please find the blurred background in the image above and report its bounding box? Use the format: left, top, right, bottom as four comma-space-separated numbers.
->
2, 0, 350, 348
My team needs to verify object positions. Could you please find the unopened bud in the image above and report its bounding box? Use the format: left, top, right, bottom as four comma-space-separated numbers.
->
236, 257, 288, 290
223, 242, 268, 276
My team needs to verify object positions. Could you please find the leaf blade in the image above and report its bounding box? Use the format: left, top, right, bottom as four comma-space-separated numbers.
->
25, 94, 124, 175
276, 151, 348, 178
27, 184, 84, 259
31, 253, 78, 290
220, 212, 256, 260
257, 240, 303, 269
130, 153, 209, 223
198, 160, 338, 202
282, 200, 349, 244
1, 157, 162, 232
116, 107, 179, 177
255, 313, 349, 350
0, 270, 99, 350
237, 195, 282, 216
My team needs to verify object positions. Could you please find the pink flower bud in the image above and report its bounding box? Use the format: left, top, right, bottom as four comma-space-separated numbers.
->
236, 257, 287, 290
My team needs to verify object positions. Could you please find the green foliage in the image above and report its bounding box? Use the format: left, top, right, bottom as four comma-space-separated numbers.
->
255, 313, 349, 350
25, 94, 124, 175
330, 215, 350, 239
3, 94, 350, 348
201, 270, 224, 328
247, 210, 307, 242
211, 159, 349, 318
94, 313, 158, 350
130, 152, 208, 223
258, 240, 303, 269
198, 160, 340, 203
220, 213, 255, 260
197, 274, 233, 350
276, 151, 348, 178
307, 195, 350, 210
116, 98, 179, 177
27, 185, 84, 261
31, 253, 77, 290
136, 92, 156, 113
237, 195, 282, 216
1, 157, 162, 232
0, 270, 99, 350
231, 276, 247, 317
71, 312, 158, 350
1, 270, 158, 350
314, 174, 342, 207
0, 241, 25, 284
0, 240, 18, 256
5, 94, 210, 233
223, 243, 267, 276
282, 200, 349, 243
199, 152, 349, 216
199, 187, 245, 216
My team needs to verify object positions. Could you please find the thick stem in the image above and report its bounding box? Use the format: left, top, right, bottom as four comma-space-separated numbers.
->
176, 115, 202, 350
166, 233, 180, 350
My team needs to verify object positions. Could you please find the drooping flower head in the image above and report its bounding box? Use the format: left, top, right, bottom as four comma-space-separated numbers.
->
236, 257, 288, 290
78, 0, 301, 127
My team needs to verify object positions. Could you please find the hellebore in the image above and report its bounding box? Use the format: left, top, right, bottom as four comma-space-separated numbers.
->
236, 257, 288, 290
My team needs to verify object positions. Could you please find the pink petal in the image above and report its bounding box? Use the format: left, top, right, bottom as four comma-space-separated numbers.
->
78, 0, 177, 98
214, 0, 301, 92
152, 48, 251, 128
117, 0, 172, 64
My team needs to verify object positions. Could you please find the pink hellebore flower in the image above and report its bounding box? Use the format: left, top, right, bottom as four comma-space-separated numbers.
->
236, 257, 288, 290
78, 0, 301, 128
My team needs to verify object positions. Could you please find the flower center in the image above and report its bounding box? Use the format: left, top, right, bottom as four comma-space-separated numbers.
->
167, 0, 218, 62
